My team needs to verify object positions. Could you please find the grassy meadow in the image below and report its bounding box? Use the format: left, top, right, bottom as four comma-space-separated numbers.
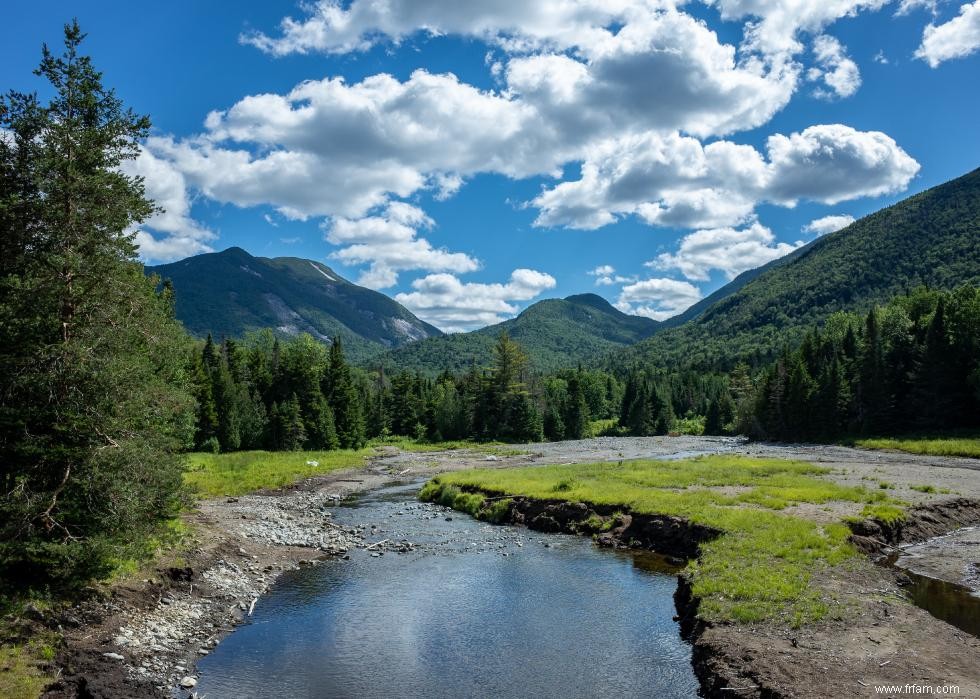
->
852, 434, 980, 459
421, 455, 903, 627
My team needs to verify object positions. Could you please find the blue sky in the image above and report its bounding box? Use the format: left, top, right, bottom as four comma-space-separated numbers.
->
4, 1, 980, 331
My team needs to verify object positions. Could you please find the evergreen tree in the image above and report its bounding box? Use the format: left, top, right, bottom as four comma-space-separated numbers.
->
563, 374, 589, 439
326, 337, 365, 449
0, 23, 195, 586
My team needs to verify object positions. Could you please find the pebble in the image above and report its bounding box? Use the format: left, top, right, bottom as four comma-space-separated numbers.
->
179, 676, 197, 689
103, 652, 125, 661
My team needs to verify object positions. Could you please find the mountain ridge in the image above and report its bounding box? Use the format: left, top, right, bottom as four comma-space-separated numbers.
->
148, 247, 441, 362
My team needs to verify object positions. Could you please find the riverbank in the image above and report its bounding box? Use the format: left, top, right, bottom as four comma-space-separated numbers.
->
423, 454, 980, 697
24, 437, 980, 697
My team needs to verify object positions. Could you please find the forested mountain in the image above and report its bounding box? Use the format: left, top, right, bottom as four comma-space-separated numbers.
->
380, 293, 660, 373
616, 167, 980, 371
149, 247, 441, 362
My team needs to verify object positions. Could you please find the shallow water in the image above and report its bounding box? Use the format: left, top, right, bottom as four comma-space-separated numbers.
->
889, 527, 980, 638
193, 481, 699, 698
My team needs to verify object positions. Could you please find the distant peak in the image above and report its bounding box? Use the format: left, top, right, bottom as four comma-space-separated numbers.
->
564, 293, 615, 310
217, 246, 253, 259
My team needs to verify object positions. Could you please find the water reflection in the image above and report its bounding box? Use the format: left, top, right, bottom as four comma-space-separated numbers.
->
194, 481, 699, 698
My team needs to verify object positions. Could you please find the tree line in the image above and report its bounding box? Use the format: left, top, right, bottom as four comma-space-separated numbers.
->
188, 328, 751, 452
745, 286, 980, 441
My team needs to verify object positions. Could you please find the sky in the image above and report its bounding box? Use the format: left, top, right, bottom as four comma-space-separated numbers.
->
3, 1, 980, 332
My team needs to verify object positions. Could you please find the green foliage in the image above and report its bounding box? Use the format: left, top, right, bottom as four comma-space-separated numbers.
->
426, 456, 894, 625
148, 247, 441, 363
748, 287, 980, 441
0, 23, 195, 591
617, 168, 980, 372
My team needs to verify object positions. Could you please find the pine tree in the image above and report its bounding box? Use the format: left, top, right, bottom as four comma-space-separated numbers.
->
563, 374, 589, 440
326, 337, 365, 449
0, 22, 195, 586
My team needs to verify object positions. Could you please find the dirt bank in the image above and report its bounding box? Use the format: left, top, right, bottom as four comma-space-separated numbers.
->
31, 437, 980, 697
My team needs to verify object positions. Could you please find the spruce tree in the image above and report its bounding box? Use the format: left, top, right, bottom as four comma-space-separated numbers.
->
0, 22, 195, 587
326, 337, 365, 449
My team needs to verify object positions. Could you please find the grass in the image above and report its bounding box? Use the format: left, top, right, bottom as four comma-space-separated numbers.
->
852, 434, 980, 459
909, 484, 951, 494
422, 455, 901, 627
184, 439, 529, 498
0, 630, 57, 699
184, 448, 375, 497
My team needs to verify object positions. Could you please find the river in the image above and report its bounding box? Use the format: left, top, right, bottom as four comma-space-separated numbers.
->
192, 481, 700, 698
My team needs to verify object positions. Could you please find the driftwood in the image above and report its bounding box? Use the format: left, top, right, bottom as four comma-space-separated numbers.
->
366, 539, 389, 550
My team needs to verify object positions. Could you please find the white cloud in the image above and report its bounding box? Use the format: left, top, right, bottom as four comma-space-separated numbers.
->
130, 0, 921, 315
615, 278, 703, 320
808, 35, 861, 98
121, 147, 216, 263
325, 202, 479, 289
803, 214, 855, 235
873, 49, 889, 64
394, 269, 557, 332
765, 124, 920, 205
241, 1, 680, 57
280, 236, 302, 245
916, 1, 980, 67
706, 0, 890, 57
587, 265, 635, 285
532, 124, 918, 230
650, 222, 798, 281
532, 131, 767, 230
896, 0, 938, 16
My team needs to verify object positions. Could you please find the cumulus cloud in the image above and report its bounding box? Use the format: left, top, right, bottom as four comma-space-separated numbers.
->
896, 0, 938, 16
532, 124, 918, 230
916, 1, 980, 66
650, 222, 798, 281
765, 124, 920, 205
615, 278, 703, 321
808, 35, 861, 99
803, 214, 855, 235
240, 1, 702, 57
324, 202, 479, 289
588, 264, 635, 285
532, 131, 767, 229
394, 268, 557, 332
121, 147, 216, 263
706, 0, 890, 57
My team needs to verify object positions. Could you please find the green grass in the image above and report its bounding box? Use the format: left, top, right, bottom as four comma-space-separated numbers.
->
909, 484, 951, 494
370, 436, 528, 455
853, 435, 980, 459
184, 448, 374, 497
859, 503, 907, 525
0, 633, 57, 699
422, 455, 899, 626
184, 440, 529, 499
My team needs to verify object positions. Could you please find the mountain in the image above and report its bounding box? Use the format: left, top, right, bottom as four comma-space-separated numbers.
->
148, 247, 441, 361
616, 166, 980, 370
381, 293, 660, 373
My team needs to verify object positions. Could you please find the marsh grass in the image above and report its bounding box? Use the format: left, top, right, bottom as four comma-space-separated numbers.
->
853, 434, 980, 459
423, 455, 899, 626
184, 448, 374, 497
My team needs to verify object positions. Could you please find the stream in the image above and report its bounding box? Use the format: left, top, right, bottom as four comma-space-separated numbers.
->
192, 481, 700, 698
